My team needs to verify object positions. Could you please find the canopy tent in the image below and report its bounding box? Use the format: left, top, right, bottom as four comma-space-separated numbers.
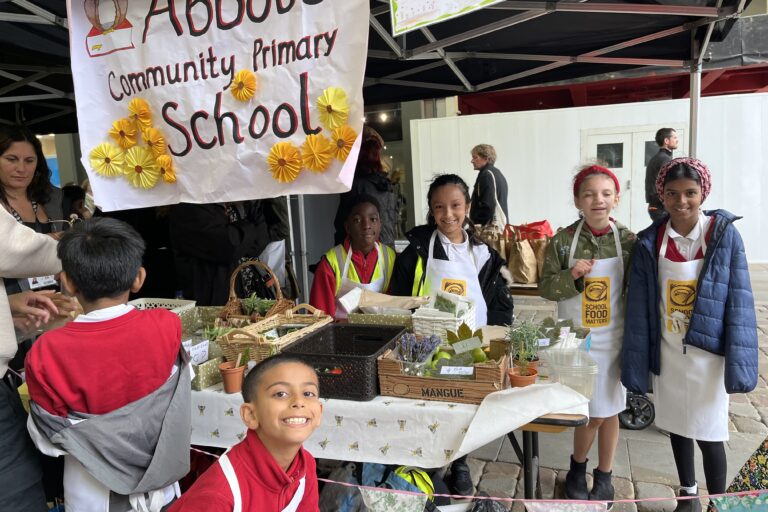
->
0, 0, 751, 140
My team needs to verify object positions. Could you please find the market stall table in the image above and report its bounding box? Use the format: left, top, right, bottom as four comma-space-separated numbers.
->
191, 382, 588, 499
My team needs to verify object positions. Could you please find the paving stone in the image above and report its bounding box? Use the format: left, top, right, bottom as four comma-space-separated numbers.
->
467, 458, 487, 488
729, 402, 761, 420
634, 482, 676, 512
470, 437, 503, 461
732, 416, 768, 435
483, 461, 521, 481
612, 502, 639, 512
477, 473, 516, 499
747, 389, 768, 407
756, 407, 768, 424
512, 467, 557, 499
730, 393, 750, 404
614, 476, 636, 499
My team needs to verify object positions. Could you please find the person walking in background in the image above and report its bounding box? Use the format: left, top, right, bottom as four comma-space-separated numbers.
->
645, 128, 678, 221
334, 126, 398, 246
469, 144, 508, 228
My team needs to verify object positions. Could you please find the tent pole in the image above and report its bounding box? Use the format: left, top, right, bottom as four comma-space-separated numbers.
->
297, 195, 310, 303
285, 194, 298, 280
689, 37, 702, 158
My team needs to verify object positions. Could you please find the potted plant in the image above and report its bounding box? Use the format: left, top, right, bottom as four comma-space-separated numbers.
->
219, 348, 249, 394
507, 321, 541, 387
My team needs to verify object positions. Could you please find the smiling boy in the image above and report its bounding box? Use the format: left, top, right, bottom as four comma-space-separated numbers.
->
170, 355, 323, 511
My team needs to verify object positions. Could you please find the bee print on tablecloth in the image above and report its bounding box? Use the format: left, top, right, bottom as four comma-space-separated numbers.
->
398, 419, 407, 431
428, 421, 439, 434
236, 432, 245, 441
461, 427, 469, 435
197, 405, 206, 416
368, 418, 378, 427
380, 444, 391, 455
448, 404, 457, 409
224, 408, 235, 417
210, 429, 220, 438
335, 415, 344, 427
444, 449, 454, 461
383, 401, 393, 406
349, 441, 359, 451
318, 438, 330, 450
415, 402, 426, 407
411, 447, 423, 457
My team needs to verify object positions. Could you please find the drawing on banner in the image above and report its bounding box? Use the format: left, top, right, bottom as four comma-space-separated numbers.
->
391, 0, 505, 35
85, 0, 134, 57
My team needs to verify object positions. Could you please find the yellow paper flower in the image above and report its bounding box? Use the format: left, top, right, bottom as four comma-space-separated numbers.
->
316, 87, 349, 130
230, 69, 257, 101
123, 147, 160, 189
330, 125, 357, 161
267, 142, 302, 184
156, 155, 176, 184
108, 118, 137, 150
128, 98, 152, 128
89, 143, 124, 177
301, 134, 333, 173
143, 127, 167, 157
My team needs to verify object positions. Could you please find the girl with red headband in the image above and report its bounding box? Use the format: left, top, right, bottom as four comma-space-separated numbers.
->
622, 158, 757, 512
539, 165, 636, 506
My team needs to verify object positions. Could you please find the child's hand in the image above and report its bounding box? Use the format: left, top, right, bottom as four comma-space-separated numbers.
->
570, 259, 595, 280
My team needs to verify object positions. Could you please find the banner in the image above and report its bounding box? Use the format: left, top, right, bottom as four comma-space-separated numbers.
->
390, 0, 504, 36
67, 0, 369, 211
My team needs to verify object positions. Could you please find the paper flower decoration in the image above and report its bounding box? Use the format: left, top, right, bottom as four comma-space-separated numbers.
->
316, 87, 349, 130
301, 134, 333, 173
89, 143, 124, 177
330, 125, 357, 161
267, 142, 302, 184
124, 147, 160, 189
230, 69, 257, 101
108, 118, 138, 150
156, 155, 176, 184
128, 98, 152, 128
143, 127, 167, 157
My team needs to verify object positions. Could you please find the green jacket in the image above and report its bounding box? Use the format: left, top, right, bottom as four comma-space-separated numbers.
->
539, 219, 636, 302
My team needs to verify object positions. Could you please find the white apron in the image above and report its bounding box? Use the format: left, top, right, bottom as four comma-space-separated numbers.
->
652, 216, 728, 441
334, 242, 388, 320
557, 220, 626, 417
425, 230, 487, 327
220, 453, 305, 512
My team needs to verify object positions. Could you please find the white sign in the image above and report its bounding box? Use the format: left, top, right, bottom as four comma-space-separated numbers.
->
182, 338, 210, 365
389, 0, 504, 36
439, 366, 475, 376
67, 0, 370, 211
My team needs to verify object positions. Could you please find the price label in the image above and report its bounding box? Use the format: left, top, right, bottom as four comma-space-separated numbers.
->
439, 366, 475, 376
183, 339, 210, 365
538, 338, 550, 347
451, 336, 482, 355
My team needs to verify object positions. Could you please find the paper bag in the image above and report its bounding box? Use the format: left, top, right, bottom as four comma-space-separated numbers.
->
508, 237, 538, 284
475, 224, 506, 259
528, 238, 550, 279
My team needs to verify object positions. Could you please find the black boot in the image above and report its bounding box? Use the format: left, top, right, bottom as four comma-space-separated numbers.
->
589, 468, 615, 509
673, 488, 702, 512
449, 458, 474, 496
564, 456, 588, 500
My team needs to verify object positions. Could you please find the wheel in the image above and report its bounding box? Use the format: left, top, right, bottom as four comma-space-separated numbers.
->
619, 394, 655, 430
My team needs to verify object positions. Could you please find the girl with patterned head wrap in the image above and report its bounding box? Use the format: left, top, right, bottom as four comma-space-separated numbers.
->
622, 157, 758, 512
539, 165, 636, 505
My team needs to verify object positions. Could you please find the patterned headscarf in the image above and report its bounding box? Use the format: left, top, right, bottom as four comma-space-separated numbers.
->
655, 157, 712, 203
572, 165, 620, 196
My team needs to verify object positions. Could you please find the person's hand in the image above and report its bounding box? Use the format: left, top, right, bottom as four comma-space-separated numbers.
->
570, 259, 595, 280
9, 290, 59, 327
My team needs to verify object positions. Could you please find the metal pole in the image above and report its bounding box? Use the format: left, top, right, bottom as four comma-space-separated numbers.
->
689, 38, 702, 158
285, 194, 298, 278
297, 195, 310, 304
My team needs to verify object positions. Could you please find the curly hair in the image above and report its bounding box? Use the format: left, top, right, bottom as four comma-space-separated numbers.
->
0, 125, 52, 205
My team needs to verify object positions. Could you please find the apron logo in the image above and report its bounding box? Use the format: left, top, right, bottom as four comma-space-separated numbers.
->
582, 277, 610, 327
441, 279, 467, 296
667, 280, 697, 330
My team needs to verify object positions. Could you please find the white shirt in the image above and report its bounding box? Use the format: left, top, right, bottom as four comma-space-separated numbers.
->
665, 213, 710, 261
435, 230, 491, 270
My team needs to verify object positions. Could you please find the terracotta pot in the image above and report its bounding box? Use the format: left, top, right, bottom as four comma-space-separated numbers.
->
219, 361, 246, 394
508, 366, 538, 388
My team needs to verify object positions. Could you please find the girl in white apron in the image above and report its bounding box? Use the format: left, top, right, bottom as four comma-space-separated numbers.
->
539, 166, 635, 506
389, 174, 513, 496
309, 196, 395, 319
623, 158, 758, 512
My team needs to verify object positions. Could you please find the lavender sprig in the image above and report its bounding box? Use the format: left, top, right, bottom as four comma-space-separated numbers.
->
396, 333, 441, 363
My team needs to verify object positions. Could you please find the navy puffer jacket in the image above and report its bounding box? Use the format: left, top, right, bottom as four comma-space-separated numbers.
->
621, 210, 758, 394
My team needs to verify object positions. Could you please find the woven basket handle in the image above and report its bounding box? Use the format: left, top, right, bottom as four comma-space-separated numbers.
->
287, 303, 324, 318
219, 328, 258, 346
227, 259, 284, 302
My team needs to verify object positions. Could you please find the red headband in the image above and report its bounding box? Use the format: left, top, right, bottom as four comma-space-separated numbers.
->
573, 166, 620, 196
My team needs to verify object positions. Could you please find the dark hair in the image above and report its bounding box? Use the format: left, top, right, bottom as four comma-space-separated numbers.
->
0, 125, 52, 205
57, 217, 146, 302
426, 174, 482, 246
61, 185, 86, 218
242, 354, 317, 403
655, 128, 675, 147
345, 194, 381, 221
662, 162, 702, 188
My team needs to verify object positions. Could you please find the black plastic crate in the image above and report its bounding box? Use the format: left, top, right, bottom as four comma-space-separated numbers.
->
283, 324, 404, 401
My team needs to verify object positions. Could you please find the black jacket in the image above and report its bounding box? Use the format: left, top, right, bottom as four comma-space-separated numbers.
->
469, 164, 509, 226
390, 225, 513, 326
644, 148, 672, 207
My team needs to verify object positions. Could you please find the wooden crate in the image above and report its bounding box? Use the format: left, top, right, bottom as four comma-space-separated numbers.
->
377, 346, 509, 405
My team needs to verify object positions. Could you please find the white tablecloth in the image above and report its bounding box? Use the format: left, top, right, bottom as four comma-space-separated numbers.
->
192, 383, 588, 468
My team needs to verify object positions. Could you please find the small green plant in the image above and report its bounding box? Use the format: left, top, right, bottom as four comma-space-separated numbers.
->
241, 294, 276, 316
507, 321, 542, 376
204, 324, 233, 341
236, 347, 250, 368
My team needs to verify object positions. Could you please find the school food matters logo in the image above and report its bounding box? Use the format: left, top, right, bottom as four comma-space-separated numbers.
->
582, 277, 610, 327
441, 279, 467, 296
670, 283, 696, 308
85, 0, 135, 57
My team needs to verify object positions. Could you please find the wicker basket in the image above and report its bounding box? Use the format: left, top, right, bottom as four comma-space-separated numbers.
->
219, 260, 295, 322
128, 298, 196, 314
218, 304, 332, 363
412, 303, 477, 342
